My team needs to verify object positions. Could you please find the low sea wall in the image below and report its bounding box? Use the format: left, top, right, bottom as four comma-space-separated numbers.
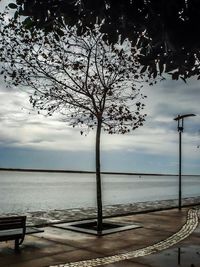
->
2, 197, 200, 226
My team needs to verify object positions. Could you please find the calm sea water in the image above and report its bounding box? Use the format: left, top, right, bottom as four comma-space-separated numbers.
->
0, 171, 199, 214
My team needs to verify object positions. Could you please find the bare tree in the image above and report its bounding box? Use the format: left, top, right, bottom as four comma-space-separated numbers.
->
0, 12, 146, 234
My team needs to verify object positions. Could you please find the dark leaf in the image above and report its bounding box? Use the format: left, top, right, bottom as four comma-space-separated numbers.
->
54, 34, 60, 41
159, 62, 164, 74
153, 71, 157, 79
180, 76, 187, 83
140, 65, 147, 73
22, 17, 34, 29
14, 11, 19, 20
56, 28, 64, 37
8, 3, 18, 9
172, 72, 179, 80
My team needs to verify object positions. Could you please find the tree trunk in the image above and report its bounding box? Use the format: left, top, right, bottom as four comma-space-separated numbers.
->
96, 118, 103, 235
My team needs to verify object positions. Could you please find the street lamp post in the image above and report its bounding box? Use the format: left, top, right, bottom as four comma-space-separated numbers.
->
174, 114, 196, 210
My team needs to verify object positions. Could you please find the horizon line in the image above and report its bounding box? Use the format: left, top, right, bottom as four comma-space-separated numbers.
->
0, 167, 199, 176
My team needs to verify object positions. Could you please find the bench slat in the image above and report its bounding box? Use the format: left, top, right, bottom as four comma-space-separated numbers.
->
0, 216, 26, 231
0, 228, 23, 235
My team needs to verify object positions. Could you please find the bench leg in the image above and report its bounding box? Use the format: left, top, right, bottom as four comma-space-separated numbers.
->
15, 239, 20, 251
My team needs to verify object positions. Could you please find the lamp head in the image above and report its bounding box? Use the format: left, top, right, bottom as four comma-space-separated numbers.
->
174, 114, 196, 121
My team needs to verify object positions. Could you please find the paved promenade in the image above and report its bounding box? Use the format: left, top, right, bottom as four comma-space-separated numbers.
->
0, 206, 199, 267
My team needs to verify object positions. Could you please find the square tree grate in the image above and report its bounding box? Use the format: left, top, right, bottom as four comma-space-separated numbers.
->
53, 219, 142, 236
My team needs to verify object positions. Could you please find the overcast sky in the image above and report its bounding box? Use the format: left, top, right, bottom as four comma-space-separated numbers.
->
0, 1, 199, 174
0, 73, 199, 174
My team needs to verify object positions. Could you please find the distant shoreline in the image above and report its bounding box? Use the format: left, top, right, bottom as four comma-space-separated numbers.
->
0, 167, 199, 176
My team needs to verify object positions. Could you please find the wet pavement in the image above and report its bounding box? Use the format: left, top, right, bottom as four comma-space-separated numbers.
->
137, 246, 200, 267
0, 207, 199, 267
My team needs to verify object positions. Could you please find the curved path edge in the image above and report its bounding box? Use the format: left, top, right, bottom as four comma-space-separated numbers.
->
50, 209, 199, 267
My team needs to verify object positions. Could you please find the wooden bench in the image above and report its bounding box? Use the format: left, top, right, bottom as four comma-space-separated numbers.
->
0, 216, 44, 251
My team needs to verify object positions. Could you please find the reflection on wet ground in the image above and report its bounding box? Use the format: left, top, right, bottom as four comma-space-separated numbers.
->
138, 246, 200, 267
